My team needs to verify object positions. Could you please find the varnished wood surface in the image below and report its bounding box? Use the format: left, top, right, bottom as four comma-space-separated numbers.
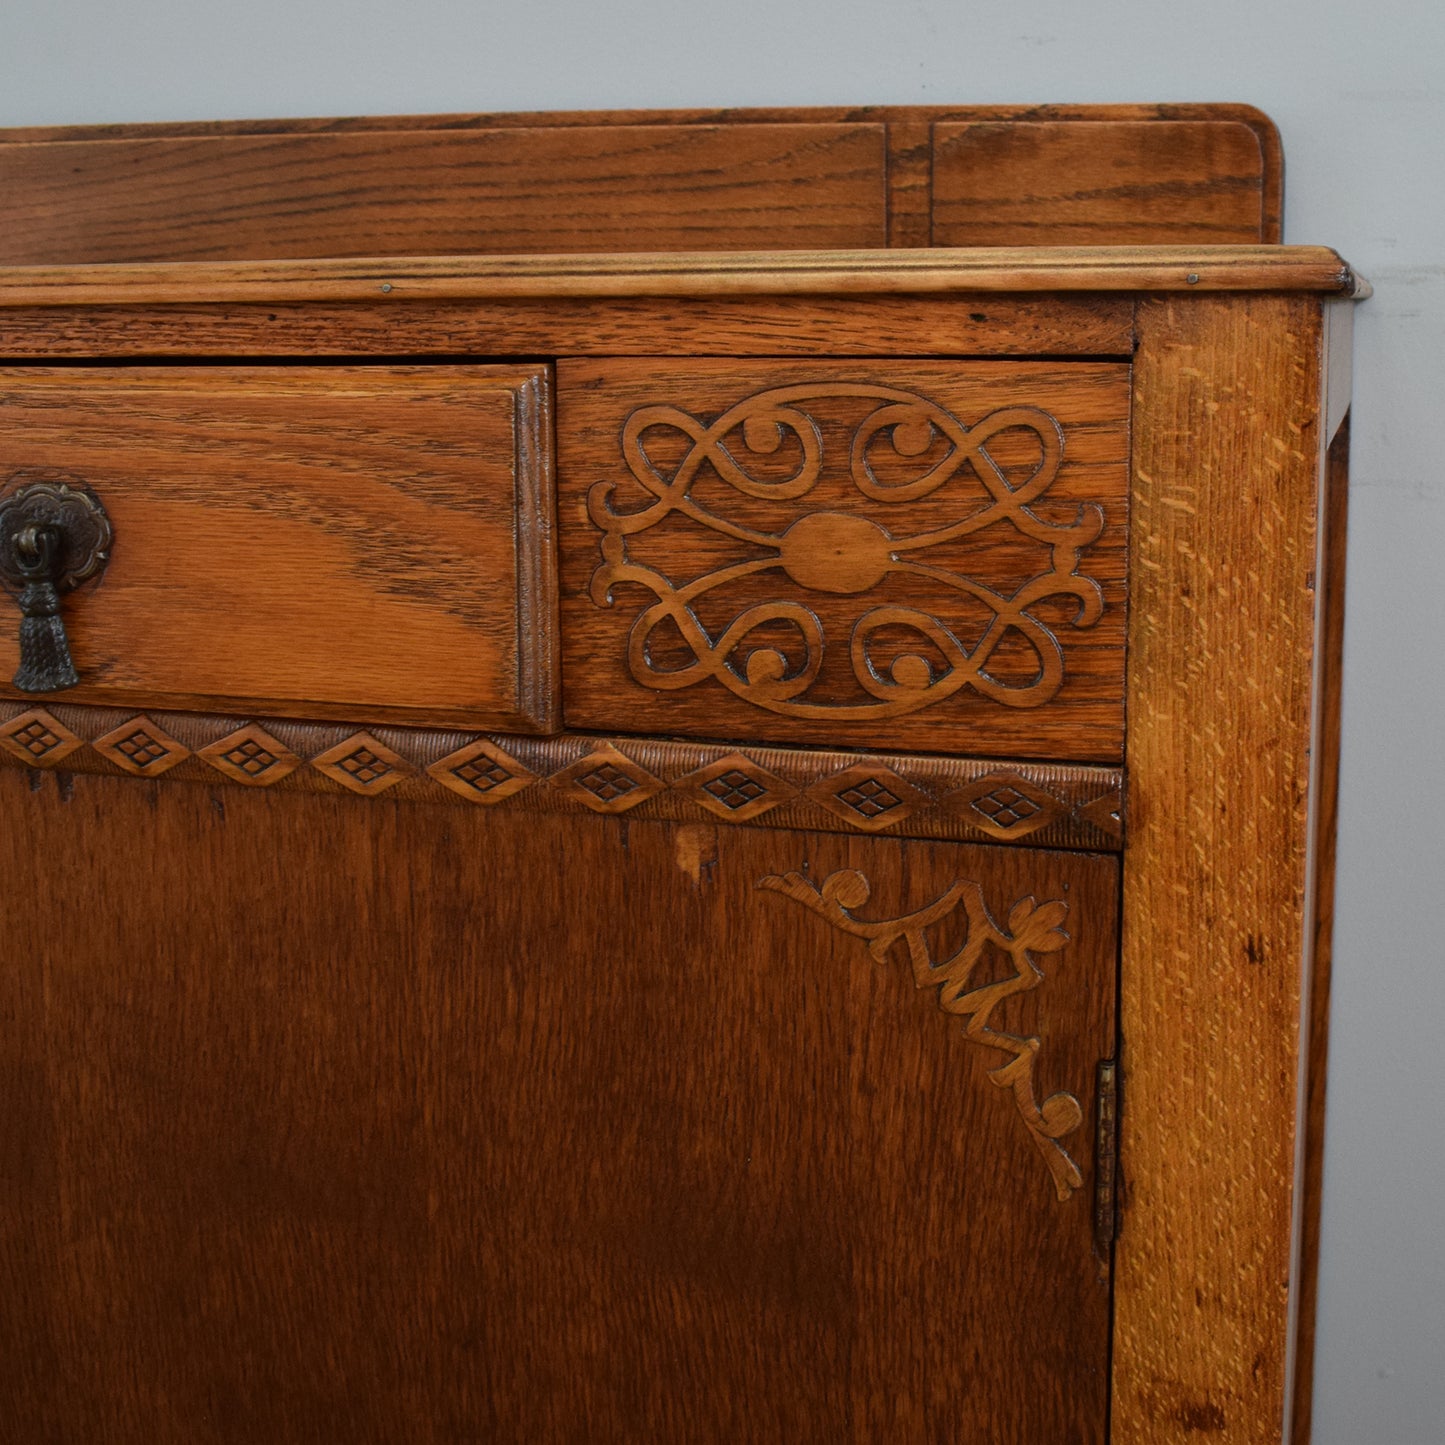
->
0, 365, 556, 731
559, 358, 1130, 761
0, 767, 1118, 1443
0, 245, 1359, 307
0, 123, 890, 265
931, 120, 1273, 246
0, 103, 1280, 265
1114, 294, 1328, 1445
0, 100, 1279, 145
0, 701, 1125, 851
0, 293, 1138, 360
1290, 405, 1351, 1445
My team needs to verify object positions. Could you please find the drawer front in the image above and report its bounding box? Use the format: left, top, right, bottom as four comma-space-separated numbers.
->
557, 359, 1129, 761
0, 365, 556, 731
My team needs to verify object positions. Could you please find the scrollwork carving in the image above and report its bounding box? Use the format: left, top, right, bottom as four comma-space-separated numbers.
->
758, 865, 1085, 1199
589, 384, 1106, 721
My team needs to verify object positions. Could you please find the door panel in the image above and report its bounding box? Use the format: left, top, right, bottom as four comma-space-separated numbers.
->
0, 768, 1115, 1443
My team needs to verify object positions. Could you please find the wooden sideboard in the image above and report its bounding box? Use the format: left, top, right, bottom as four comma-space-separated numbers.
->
0, 105, 1357, 1445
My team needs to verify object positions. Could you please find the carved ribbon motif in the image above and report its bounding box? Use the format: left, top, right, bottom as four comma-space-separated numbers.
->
589, 384, 1105, 720
759, 866, 1084, 1199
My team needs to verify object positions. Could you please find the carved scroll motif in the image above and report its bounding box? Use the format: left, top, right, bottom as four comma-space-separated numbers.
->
589, 384, 1105, 721
759, 866, 1084, 1199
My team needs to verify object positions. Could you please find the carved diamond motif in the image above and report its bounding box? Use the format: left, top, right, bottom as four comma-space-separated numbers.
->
550, 743, 663, 815
198, 725, 301, 787
92, 716, 188, 776
312, 732, 413, 795
975, 787, 1041, 827
676, 753, 796, 823
1076, 789, 1125, 841
949, 774, 1061, 842
428, 738, 536, 805
839, 778, 901, 817
806, 764, 924, 833
0, 708, 83, 767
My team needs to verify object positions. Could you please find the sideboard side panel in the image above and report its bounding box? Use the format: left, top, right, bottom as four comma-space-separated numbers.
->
1115, 294, 1327, 1445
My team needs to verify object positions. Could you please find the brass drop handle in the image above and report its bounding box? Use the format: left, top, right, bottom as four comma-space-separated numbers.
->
0, 476, 113, 694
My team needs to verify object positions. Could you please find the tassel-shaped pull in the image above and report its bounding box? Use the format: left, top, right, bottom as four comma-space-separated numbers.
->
0, 475, 113, 695
14, 526, 80, 692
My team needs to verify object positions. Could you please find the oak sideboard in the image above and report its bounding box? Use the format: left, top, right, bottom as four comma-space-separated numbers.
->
0, 104, 1358, 1445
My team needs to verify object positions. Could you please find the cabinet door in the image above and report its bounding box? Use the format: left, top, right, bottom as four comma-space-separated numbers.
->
0, 769, 1116, 1444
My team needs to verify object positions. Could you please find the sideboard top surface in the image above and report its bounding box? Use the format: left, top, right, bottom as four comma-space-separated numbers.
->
0, 246, 1359, 308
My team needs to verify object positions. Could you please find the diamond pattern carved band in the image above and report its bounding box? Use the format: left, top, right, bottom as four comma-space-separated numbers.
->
759, 866, 1085, 1200
0, 702, 1123, 851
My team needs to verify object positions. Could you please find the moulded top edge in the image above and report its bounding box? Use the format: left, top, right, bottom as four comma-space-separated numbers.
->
0, 246, 1361, 308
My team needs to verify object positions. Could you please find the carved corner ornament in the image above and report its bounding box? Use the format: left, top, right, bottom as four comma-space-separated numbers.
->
589, 384, 1105, 722
759, 866, 1084, 1200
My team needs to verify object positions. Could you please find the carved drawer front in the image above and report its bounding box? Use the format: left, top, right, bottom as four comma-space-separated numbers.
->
557, 359, 1129, 760
0, 365, 556, 730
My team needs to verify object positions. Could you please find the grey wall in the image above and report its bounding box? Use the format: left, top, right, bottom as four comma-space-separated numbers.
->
3, 3, 1441, 1441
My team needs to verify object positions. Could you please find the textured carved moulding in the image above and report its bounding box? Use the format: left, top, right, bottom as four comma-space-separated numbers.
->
759, 866, 1085, 1200
559, 361, 1130, 759
0, 702, 1124, 851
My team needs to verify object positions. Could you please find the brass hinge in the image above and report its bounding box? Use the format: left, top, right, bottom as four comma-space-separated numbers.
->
1093, 1059, 1120, 1257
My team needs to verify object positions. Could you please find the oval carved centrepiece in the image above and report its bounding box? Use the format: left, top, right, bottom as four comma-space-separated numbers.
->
776, 510, 894, 594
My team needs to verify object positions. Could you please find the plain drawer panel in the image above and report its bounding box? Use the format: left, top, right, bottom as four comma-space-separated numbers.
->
557, 358, 1129, 761
0, 365, 556, 731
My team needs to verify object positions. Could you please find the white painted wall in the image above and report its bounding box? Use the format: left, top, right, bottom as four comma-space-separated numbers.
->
3, 3, 1441, 1440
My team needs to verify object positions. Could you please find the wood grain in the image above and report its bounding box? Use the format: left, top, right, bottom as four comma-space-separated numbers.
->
0, 293, 1138, 361
0, 123, 889, 265
0, 365, 558, 731
1115, 294, 1328, 1445
1289, 399, 1351, 1445
0, 103, 1280, 264
931, 120, 1272, 245
0, 246, 1359, 308
0, 701, 1126, 851
0, 766, 1118, 1443
558, 357, 1130, 761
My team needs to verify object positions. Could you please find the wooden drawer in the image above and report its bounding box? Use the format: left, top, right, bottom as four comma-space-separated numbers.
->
557, 359, 1129, 761
0, 365, 556, 731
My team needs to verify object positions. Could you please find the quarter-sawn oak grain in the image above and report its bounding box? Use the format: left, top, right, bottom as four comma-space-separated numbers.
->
1115, 295, 1330, 1445
0, 365, 557, 731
